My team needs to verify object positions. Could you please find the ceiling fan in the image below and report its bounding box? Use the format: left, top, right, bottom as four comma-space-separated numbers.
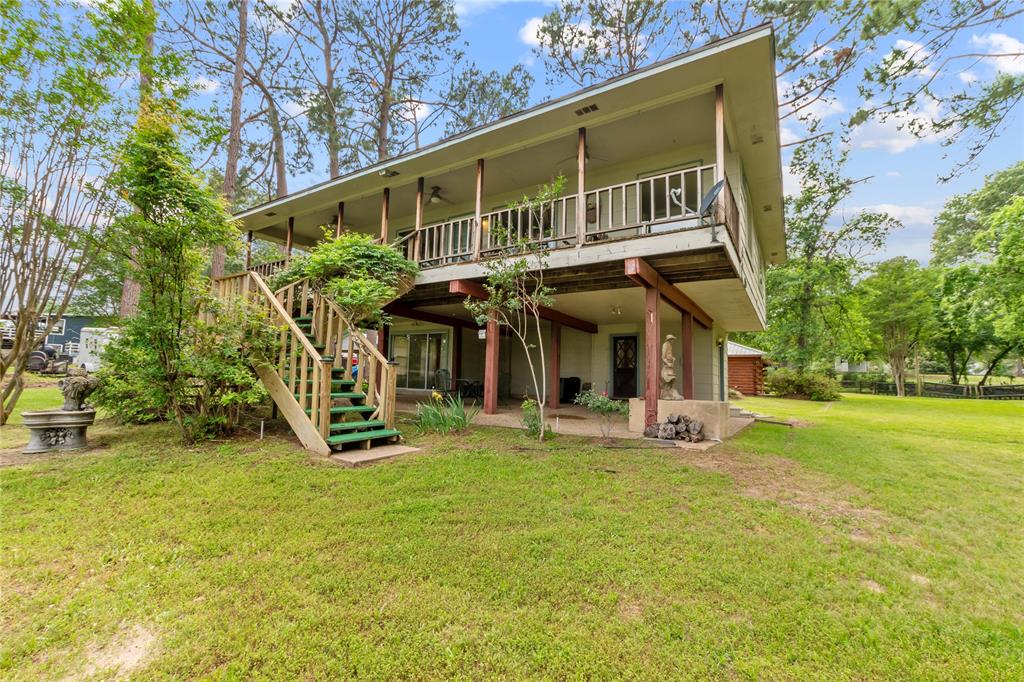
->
425, 185, 455, 205
556, 142, 608, 166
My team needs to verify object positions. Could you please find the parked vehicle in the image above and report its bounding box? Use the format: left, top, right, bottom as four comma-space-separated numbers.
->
74, 327, 119, 372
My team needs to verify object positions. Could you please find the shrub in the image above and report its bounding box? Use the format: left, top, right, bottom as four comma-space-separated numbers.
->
573, 389, 628, 438
765, 367, 840, 401
520, 398, 552, 439
94, 298, 277, 441
268, 231, 418, 325
413, 391, 479, 434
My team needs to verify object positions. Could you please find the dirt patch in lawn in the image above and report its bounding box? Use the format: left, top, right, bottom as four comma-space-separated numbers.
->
61, 624, 157, 681
678, 448, 886, 534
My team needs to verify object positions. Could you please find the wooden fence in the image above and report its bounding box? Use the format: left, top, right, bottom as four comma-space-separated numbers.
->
840, 379, 1024, 400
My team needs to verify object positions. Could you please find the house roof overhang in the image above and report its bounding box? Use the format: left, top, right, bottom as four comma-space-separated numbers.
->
235, 24, 786, 263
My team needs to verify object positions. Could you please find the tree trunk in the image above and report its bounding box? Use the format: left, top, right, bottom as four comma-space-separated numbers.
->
979, 344, 1016, 386
120, 0, 155, 316
212, 0, 249, 279
376, 66, 394, 161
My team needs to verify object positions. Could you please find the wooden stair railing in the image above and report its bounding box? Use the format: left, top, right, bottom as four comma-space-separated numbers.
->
309, 292, 398, 431
209, 271, 401, 455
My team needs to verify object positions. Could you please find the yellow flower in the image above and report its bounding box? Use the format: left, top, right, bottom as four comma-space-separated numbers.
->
432, 391, 442, 401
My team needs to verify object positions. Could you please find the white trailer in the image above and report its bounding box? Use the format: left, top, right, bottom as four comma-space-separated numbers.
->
75, 327, 119, 372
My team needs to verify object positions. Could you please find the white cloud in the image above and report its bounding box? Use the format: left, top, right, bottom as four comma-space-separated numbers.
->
851, 98, 944, 153
889, 39, 935, 78
781, 163, 801, 197
193, 76, 219, 94
779, 125, 801, 146
518, 17, 543, 47
858, 203, 937, 225
958, 70, 978, 84
970, 33, 1024, 75
776, 77, 844, 122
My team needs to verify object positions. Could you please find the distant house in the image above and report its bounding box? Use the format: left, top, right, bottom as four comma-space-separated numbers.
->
834, 358, 872, 374
727, 342, 767, 395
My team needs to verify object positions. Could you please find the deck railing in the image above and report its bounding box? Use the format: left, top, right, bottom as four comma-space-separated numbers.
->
402, 163, 737, 268
583, 164, 716, 240
249, 258, 287, 278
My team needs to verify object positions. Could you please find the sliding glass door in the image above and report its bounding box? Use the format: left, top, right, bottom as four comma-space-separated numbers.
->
390, 331, 449, 389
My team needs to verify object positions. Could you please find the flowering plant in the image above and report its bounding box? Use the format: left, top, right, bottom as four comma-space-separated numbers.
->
574, 389, 629, 438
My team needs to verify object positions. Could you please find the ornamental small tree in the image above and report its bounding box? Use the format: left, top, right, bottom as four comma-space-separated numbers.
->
464, 175, 565, 441
574, 389, 629, 439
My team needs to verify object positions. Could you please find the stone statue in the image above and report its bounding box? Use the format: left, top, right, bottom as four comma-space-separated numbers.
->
59, 367, 100, 411
660, 334, 683, 400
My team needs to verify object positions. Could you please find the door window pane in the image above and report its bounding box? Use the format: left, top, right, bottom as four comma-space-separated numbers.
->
408, 334, 428, 389
391, 334, 409, 388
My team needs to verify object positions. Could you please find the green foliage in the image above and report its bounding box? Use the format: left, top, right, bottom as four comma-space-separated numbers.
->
268, 231, 417, 325
520, 398, 551, 439
95, 298, 276, 440
765, 368, 840, 402
978, 196, 1024, 349
932, 161, 1024, 265
573, 388, 628, 438
751, 143, 897, 371
103, 105, 247, 442
412, 391, 480, 434
857, 258, 935, 396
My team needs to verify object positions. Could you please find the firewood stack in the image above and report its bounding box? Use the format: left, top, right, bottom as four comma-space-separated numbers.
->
643, 413, 705, 442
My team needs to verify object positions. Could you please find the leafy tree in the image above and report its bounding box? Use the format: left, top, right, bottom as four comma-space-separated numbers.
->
340, 0, 461, 162
927, 265, 994, 385
932, 162, 1024, 265
975, 196, 1024, 383
533, 1, 1023, 175
753, 143, 899, 372
859, 258, 935, 397
443, 65, 533, 136
103, 103, 249, 441
0, 0, 151, 424
464, 176, 566, 442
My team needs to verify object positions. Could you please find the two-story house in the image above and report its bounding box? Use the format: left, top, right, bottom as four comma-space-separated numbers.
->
228, 25, 783, 452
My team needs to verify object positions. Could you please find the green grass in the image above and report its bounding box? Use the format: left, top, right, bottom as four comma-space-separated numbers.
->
1, 391, 1021, 679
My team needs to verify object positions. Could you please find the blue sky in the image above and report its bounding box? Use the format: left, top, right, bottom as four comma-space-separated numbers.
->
448, 0, 1024, 264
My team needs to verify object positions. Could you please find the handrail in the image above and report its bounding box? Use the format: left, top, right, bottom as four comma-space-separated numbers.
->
248, 258, 288, 278
249, 274, 321, 360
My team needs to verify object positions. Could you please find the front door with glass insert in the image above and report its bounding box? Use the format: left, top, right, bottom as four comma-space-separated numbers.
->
611, 335, 638, 398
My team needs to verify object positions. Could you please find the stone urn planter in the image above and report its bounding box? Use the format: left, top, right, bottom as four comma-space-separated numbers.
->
21, 368, 100, 454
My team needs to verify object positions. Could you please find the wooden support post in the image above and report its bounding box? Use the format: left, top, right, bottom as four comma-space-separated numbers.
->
335, 201, 344, 238
380, 187, 390, 242
484, 313, 499, 414
681, 311, 694, 400
644, 285, 660, 428
549, 321, 561, 409
285, 216, 294, 261
376, 324, 389, 387
452, 326, 462, 383
245, 231, 253, 269
473, 159, 484, 259
715, 84, 725, 183
414, 177, 424, 260
576, 127, 586, 246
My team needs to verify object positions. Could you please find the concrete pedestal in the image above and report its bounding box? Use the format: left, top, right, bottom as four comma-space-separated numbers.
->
22, 409, 97, 454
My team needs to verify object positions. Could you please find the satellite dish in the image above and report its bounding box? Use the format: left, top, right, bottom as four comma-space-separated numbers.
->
698, 180, 725, 217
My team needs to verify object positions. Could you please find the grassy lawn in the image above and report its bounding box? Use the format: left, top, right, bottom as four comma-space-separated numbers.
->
1, 391, 1021, 679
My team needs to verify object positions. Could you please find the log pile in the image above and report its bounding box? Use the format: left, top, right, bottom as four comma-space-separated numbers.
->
643, 413, 705, 442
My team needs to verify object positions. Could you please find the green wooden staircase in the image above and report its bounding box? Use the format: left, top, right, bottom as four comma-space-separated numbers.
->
213, 272, 400, 456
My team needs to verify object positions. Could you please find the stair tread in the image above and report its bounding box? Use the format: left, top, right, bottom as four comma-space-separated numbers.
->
306, 405, 376, 414
284, 378, 356, 385
295, 391, 365, 399
294, 316, 313, 322
330, 420, 386, 432
327, 428, 401, 445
